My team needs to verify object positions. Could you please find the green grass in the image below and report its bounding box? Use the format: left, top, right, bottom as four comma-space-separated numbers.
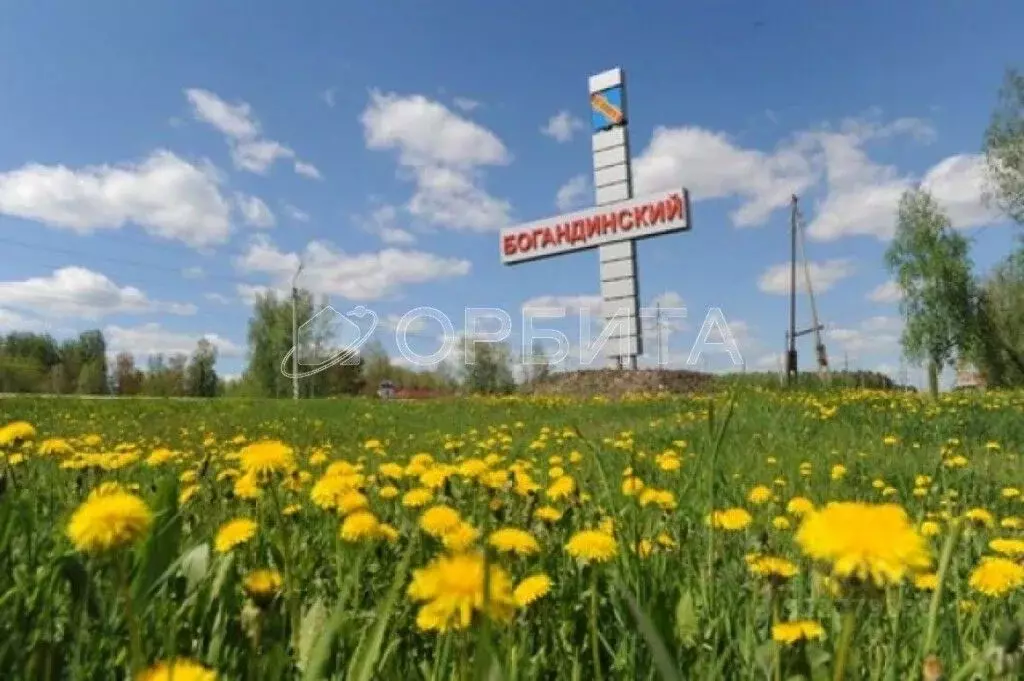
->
1, 389, 1022, 679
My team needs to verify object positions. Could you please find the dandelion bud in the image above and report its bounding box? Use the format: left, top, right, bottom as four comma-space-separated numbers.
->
921, 654, 943, 681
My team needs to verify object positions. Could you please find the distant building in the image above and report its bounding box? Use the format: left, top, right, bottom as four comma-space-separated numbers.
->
377, 380, 396, 400
953, 361, 985, 391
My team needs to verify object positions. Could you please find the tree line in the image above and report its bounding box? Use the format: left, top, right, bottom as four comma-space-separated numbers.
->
0, 285, 536, 398
886, 67, 1024, 396
0, 330, 220, 397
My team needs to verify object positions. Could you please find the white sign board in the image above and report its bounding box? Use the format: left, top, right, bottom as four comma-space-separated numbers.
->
499, 188, 690, 265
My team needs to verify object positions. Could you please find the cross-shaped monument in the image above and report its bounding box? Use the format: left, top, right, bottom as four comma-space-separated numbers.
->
500, 67, 692, 369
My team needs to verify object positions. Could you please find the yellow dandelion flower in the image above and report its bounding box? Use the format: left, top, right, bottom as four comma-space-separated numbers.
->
565, 530, 617, 563
402, 488, 434, 508
830, 464, 847, 481
968, 556, 1024, 598
1001, 516, 1023, 530
337, 491, 369, 515
239, 440, 295, 479
919, 521, 941, 538
1001, 487, 1020, 499
785, 497, 814, 517
232, 472, 262, 500
406, 552, 516, 632
488, 528, 540, 556
135, 659, 217, 681
748, 485, 773, 505
989, 538, 1024, 558
179, 484, 200, 505
442, 522, 480, 551
243, 569, 282, 606
214, 518, 258, 553
0, 421, 36, 447
420, 505, 462, 537
378, 485, 400, 500
913, 573, 939, 591
66, 491, 153, 554
513, 574, 552, 607
708, 508, 753, 531
534, 506, 562, 523
748, 556, 799, 580
965, 508, 994, 528
546, 475, 575, 501
795, 502, 931, 586
340, 510, 380, 542
771, 620, 825, 645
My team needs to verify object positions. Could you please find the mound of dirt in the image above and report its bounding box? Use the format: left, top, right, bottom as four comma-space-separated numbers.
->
524, 369, 715, 399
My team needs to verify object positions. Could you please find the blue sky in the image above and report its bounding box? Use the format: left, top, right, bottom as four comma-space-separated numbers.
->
0, 1, 1021, 386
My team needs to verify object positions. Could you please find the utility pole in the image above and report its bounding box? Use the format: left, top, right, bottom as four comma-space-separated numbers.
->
786, 195, 798, 385
655, 303, 663, 369
291, 262, 304, 401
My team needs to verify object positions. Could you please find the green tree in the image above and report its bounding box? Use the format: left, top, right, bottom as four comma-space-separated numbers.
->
970, 250, 1024, 386
185, 338, 219, 397
112, 351, 144, 395
984, 67, 1024, 226
885, 188, 975, 397
463, 339, 516, 394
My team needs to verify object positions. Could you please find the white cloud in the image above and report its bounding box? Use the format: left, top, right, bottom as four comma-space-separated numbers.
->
867, 280, 902, 303
555, 174, 589, 211
633, 126, 816, 227
0, 267, 196, 319
0, 308, 44, 331
453, 97, 481, 112
521, 294, 602, 316
294, 160, 322, 179
826, 315, 902, 355
105, 322, 243, 359
920, 154, 999, 229
0, 150, 232, 248
804, 117, 996, 240
284, 203, 310, 222
182, 266, 205, 280
361, 90, 512, 231
185, 88, 318, 179
542, 111, 584, 143
357, 204, 417, 245
235, 235, 471, 301
758, 259, 856, 295
235, 192, 276, 228
380, 226, 416, 245
629, 111, 994, 237
203, 292, 232, 305
322, 88, 336, 108
185, 88, 259, 139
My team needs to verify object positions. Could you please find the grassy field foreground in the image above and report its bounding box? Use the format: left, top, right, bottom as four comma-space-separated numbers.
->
0, 388, 1022, 680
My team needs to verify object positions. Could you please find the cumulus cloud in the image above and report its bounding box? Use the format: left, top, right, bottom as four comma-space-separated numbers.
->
521, 294, 602, 316
185, 88, 320, 178
0, 150, 232, 247
361, 91, 512, 231
357, 204, 417, 245
758, 259, 856, 295
555, 174, 589, 211
105, 322, 243, 358
630, 111, 1000, 237
542, 111, 584, 143
235, 235, 471, 301
867, 280, 903, 303
0, 267, 196, 319
235, 193, 276, 228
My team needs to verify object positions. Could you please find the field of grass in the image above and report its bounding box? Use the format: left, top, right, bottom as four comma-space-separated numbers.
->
1, 388, 1022, 680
